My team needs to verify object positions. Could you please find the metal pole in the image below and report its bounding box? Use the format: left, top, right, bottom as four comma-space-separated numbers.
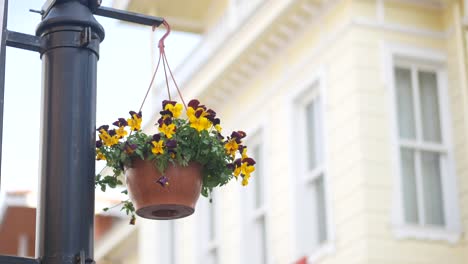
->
0, 0, 8, 193
35, 1, 104, 263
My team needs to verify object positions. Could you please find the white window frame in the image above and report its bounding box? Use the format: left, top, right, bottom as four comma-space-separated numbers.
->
157, 220, 177, 264
385, 44, 461, 243
287, 68, 335, 263
240, 128, 271, 264
196, 192, 219, 264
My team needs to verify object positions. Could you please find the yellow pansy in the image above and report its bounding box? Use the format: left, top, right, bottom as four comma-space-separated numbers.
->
127, 114, 142, 131
116, 126, 127, 138
241, 177, 249, 186
96, 149, 106, 160
165, 103, 183, 118
224, 139, 238, 157
241, 162, 255, 178
241, 147, 248, 159
151, 140, 164, 155
159, 123, 176, 139
190, 116, 211, 132
99, 132, 119, 147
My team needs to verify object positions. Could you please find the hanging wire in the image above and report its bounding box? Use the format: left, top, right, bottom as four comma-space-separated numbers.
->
137, 52, 162, 113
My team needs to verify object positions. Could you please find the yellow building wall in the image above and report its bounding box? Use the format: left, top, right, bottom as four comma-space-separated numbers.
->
193, 0, 468, 263
113, 0, 468, 263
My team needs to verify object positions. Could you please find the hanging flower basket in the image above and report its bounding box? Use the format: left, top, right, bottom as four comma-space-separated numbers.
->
125, 159, 202, 219
94, 21, 256, 223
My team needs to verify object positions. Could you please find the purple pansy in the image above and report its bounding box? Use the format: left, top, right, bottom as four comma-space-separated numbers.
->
156, 176, 169, 187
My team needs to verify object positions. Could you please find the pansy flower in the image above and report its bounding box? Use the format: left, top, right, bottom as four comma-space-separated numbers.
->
152, 133, 161, 142
112, 118, 128, 127
116, 126, 127, 139
241, 157, 256, 178
224, 139, 239, 157
213, 118, 222, 133
97, 125, 109, 132
158, 118, 176, 139
165, 139, 177, 158
188, 99, 200, 109
239, 145, 248, 159
124, 143, 137, 154
233, 158, 242, 178
187, 100, 212, 132
159, 110, 173, 123
151, 140, 164, 155
230, 131, 246, 144
163, 100, 183, 118
99, 130, 119, 147
156, 175, 169, 187
127, 111, 142, 131
96, 149, 106, 160
241, 177, 249, 186
226, 163, 235, 171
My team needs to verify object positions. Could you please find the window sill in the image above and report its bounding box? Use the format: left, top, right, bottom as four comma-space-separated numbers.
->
393, 225, 461, 244
305, 243, 335, 264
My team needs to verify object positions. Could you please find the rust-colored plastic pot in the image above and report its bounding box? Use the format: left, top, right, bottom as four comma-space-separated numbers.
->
125, 159, 202, 220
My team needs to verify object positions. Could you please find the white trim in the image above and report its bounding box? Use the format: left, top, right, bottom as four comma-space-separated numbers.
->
384, 43, 462, 243
240, 126, 271, 264
286, 67, 335, 261
353, 17, 450, 39
306, 243, 335, 264
196, 191, 220, 264
394, 225, 461, 243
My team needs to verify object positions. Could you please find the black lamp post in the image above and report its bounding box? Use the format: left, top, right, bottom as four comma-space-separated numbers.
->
0, 1, 163, 263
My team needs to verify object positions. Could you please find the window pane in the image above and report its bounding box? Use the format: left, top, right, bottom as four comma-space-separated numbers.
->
252, 145, 263, 209
418, 71, 442, 143
315, 176, 328, 243
395, 67, 416, 139
305, 100, 317, 170
400, 148, 419, 224
421, 151, 445, 226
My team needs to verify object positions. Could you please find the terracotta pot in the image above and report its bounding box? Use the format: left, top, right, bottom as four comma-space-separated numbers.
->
125, 159, 202, 220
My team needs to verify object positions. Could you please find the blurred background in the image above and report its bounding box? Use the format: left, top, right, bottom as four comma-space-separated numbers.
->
1, 0, 468, 263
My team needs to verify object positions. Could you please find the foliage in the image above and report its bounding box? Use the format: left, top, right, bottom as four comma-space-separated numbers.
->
95, 99, 256, 223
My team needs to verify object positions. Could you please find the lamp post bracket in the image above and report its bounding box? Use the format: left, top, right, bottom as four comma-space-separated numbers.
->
94, 6, 164, 27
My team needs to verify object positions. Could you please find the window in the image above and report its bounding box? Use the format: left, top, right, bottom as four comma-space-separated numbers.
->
391, 55, 460, 241
242, 133, 268, 263
198, 196, 218, 264
294, 83, 331, 258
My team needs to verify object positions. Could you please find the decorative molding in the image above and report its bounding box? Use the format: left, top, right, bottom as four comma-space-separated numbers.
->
384, 0, 446, 9
353, 17, 449, 39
